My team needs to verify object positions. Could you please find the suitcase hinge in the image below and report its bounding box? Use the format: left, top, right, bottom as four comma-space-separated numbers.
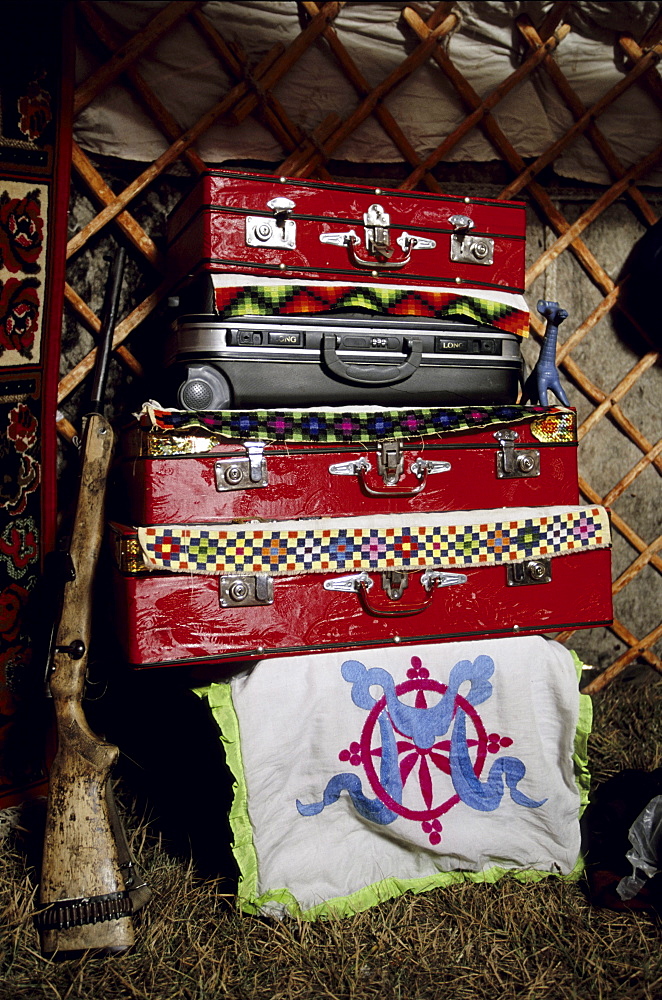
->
378, 440, 403, 486
410, 457, 452, 479
420, 569, 468, 591
328, 456, 372, 477
319, 203, 436, 271
219, 574, 274, 607
323, 571, 373, 593
506, 558, 552, 586
214, 440, 268, 491
449, 214, 494, 266
494, 430, 540, 479
246, 197, 296, 249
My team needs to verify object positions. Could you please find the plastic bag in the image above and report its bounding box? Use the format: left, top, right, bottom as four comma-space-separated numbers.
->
616, 794, 662, 901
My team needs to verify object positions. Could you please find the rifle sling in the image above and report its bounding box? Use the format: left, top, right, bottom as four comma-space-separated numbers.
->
34, 888, 138, 930
34, 785, 152, 931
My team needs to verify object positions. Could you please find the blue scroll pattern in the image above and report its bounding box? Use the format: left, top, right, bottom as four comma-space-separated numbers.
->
296, 653, 546, 845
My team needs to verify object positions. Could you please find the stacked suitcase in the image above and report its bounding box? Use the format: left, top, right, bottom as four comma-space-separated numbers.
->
109, 169, 612, 670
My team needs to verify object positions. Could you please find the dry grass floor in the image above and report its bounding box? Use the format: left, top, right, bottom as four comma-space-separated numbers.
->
1, 670, 660, 1000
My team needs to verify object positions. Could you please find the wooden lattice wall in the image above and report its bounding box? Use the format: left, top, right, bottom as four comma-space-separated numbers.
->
62, 1, 662, 694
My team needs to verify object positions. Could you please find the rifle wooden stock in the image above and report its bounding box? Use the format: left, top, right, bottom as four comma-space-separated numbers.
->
38, 412, 140, 954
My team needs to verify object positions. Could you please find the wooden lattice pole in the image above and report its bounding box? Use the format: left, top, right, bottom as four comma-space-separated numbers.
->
517, 17, 658, 226
278, 10, 461, 177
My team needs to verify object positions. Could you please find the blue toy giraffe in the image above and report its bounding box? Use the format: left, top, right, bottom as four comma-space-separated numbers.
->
522, 299, 570, 406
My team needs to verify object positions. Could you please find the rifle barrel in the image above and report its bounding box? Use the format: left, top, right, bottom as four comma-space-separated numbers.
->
89, 247, 127, 415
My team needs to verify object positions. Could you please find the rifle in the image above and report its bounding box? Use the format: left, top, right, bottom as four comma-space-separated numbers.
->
36, 247, 151, 955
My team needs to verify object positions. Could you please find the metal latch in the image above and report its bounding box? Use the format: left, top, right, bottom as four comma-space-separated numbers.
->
214, 440, 268, 491
506, 558, 552, 586
219, 574, 274, 607
319, 203, 436, 271
449, 214, 494, 266
382, 571, 408, 600
378, 440, 403, 486
246, 197, 296, 249
318, 204, 393, 261
494, 430, 540, 479
364, 203, 392, 259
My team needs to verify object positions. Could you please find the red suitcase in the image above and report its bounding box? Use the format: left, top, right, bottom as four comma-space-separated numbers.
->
112, 404, 579, 526
166, 169, 527, 295
109, 504, 612, 670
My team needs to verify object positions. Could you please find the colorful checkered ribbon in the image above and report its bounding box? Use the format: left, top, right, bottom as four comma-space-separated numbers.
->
140, 404, 572, 444
213, 285, 530, 338
137, 506, 609, 577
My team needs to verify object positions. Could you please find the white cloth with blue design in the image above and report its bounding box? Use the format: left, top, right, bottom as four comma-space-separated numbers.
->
205, 635, 589, 919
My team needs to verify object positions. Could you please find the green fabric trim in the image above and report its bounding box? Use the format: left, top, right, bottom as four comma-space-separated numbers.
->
194, 682, 261, 907
142, 403, 551, 445
198, 657, 591, 921
571, 649, 593, 818
243, 860, 583, 922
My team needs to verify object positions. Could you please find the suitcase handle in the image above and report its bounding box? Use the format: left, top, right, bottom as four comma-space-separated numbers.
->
357, 579, 434, 616
346, 234, 415, 270
355, 571, 466, 617
358, 473, 427, 498
322, 334, 423, 385
328, 456, 452, 496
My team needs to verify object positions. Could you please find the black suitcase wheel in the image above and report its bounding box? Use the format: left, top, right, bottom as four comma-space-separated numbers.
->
178, 364, 231, 410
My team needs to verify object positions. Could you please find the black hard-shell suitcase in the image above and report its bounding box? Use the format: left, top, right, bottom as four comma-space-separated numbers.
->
165, 312, 524, 410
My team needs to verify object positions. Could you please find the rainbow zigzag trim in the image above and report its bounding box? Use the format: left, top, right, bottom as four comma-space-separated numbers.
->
213, 285, 529, 338
137, 506, 609, 577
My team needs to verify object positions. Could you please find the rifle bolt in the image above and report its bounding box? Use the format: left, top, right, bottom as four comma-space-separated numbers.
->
55, 639, 86, 659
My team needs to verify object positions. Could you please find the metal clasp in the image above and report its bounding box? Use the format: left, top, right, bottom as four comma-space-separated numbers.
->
382, 571, 408, 600
219, 573, 274, 607
246, 197, 296, 249
378, 440, 403, 486
449, 214, 494, 266
506, 559, 552, 586
214, 440, 268, 491
494, 430, 540, 479
364, 204, 393, 260
319, 204, 435, 270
